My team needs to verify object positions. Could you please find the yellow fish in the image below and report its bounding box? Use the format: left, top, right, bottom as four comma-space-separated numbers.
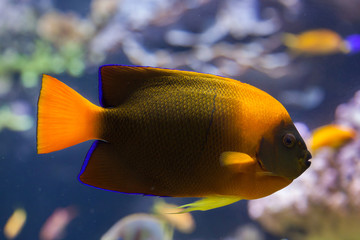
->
283, 29, 349, 55
37, 65, 311, 212
4, 208, 27, 239
310, 124, 356, 153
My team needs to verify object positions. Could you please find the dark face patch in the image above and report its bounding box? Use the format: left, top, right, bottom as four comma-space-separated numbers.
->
257, 121, 311, 180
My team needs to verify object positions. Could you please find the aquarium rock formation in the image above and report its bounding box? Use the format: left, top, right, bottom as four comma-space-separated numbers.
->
248, 90, 360, 240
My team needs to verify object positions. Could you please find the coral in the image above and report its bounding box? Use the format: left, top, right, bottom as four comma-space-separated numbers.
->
101, 214, 165, 240
88, 0, 298, 77
224, 224, 265, 240
101, 200, 195, 240
2, 0, 356, 134
37, 11, 94, 47
0, 0, 302, 133
152, 200, 195, 234
248, 90, 360, 240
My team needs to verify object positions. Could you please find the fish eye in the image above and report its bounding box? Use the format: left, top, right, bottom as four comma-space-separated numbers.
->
282, 133, 296, 148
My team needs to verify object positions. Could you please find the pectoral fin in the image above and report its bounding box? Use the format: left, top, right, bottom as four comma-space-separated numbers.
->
177, 196, 242, 213
220, 152, 256, 172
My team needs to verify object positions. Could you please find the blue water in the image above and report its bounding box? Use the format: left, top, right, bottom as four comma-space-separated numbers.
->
2, 0, 360, 239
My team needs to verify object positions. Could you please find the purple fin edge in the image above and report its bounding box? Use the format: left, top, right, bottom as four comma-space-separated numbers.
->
77, 140, 168, 197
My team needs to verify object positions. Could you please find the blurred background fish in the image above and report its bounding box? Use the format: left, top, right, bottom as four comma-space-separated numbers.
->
39, 206, 77, 240
283, 29, 360, 56
309, 124, 356, 153
4, 208, 27, 240
283, 29, 349, 55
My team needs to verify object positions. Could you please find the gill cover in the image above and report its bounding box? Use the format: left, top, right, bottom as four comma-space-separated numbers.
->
257, 121, 311, 180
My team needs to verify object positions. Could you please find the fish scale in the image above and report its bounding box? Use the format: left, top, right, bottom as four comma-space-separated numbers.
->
100, 83, 219, 196
90, 74, 264, 196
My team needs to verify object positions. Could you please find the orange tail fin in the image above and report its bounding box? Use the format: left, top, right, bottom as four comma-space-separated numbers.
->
37, 75, 103, 154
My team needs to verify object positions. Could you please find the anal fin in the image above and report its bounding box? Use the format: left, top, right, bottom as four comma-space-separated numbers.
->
177, 196, 242, 213
78, 141, 147, 195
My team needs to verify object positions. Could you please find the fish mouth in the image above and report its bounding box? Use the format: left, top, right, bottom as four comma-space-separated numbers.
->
301, 150, 312, 168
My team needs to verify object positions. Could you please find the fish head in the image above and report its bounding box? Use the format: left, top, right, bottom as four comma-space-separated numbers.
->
257, 120, 311, 180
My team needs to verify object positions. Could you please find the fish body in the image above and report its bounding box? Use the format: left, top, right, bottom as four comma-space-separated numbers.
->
283, 29, 348, 55
37, 66, 311, 211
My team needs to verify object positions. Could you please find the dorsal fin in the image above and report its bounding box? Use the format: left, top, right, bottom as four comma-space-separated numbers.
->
99, 65, 176, 107
98, 65, 241, 107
